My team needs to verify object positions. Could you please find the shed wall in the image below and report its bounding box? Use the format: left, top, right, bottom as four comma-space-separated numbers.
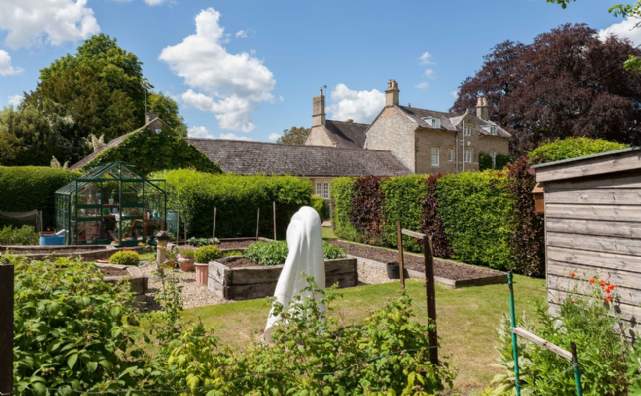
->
544, 170, 641, 328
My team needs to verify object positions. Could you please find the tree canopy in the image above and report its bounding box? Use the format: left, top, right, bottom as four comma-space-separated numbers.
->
452, 24, 641, 154
0, 34, 186, 166
276, 126, 310, 145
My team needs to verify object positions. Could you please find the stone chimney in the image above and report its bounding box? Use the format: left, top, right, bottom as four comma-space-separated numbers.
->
476, 96, 489, 120
385, 79, 399, 107
312, 89, 325, 127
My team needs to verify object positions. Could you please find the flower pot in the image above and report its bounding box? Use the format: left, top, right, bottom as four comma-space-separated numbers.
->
195, 263, 208, 285
178, 256, 194, 272
386, 261, 400, 279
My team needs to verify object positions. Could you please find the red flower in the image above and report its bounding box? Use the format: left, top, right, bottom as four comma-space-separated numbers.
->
569, 271, 577, 279
588, 276, 596, 285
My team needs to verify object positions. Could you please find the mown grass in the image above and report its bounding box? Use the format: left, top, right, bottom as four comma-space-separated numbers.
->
183, 275, 545, 394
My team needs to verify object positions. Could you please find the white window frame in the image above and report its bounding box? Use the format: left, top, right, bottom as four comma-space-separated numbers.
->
448, 148, 455, 162
464, 148, 473, 163
490, 125, 497, 135
315, 182, 330, 199
464, 125, 472, 136
491, 151, 497, 168
424, 117, 441, 129
431, 147, 440, 168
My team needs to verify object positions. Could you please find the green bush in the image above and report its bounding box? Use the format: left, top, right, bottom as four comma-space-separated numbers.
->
108, 250, 140, 266
380, 175, 428, 252
330, 177, 360, 241
245, 240, 346, 266
479, 152, 512, 170
0, 166, 78, 228
155, 169, 312, 239
528, 137, 628, 165
194, 245, 221, 263
310, 194, 329, 220
436, 171, 514, 270
177, 246, 195, 259
0, 225, 38, 245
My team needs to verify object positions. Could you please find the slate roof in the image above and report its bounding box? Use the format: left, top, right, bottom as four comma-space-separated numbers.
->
324, 119, 369, 148
187, 138, 410, 177
398, 105, 511, 138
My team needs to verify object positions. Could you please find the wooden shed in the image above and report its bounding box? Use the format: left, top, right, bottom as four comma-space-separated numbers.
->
533, 147, 641, 331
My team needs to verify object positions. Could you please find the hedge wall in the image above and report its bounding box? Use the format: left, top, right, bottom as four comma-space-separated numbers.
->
157, 169, 312, 239
0, 166, 79, 229
380, 175, 428, 252
331, 177, 361, 242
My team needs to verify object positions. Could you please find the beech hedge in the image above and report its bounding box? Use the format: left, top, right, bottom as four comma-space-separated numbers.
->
157, 169, 312, 239
0, 166, 78, 229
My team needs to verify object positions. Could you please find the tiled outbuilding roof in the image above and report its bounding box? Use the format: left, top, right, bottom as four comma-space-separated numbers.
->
324, 119, 369, 148
188, 138, 410, 177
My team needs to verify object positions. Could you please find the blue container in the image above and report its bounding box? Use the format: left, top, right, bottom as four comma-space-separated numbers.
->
39, 234, 65, 246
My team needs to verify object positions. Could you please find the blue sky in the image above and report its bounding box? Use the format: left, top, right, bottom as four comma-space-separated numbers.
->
0, 0, 637, 142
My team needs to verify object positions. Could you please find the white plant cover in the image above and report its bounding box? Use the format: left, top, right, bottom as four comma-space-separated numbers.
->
264, 206, 324, 337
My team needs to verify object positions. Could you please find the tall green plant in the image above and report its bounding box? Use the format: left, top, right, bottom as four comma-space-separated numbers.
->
331, 177, 360, 242
380, 175, 428, 252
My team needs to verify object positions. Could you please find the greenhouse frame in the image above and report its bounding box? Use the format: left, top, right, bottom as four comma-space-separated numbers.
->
55, 161, 167, 246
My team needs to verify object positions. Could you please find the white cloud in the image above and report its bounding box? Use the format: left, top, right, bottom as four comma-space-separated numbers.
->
0, 0, 100, 49
419, 51, 433, 64
267, 132, 281, 142
0, 50, 21, 76
160, 8, 275, 132
7, 94, 23, 107
598, 17, 641, 46
235, 30, 248, 39
416, 81, 430, 91
144, 0, 168, 5
218, 132, 251, 141
423, 68, 434, 78
327, 83, 385, 123
187, 125, 213, 139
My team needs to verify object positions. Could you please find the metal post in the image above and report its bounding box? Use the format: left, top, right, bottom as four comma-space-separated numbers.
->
212, 207, 217, 240
0, 264, 14, 395
571, 342, 583, 396
507, 271, 521, 396
423, 235, 438, 365
395, 221, 405, 289
273, 201, 277, 240
256, 207, 260, 239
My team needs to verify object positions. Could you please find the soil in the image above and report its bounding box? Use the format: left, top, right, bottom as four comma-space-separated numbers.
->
219, 256, 264, 268
330, 240, 503, 281
218, 240, 254, 250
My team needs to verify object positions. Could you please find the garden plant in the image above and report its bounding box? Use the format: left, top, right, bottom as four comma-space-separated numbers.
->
108, 250, 140, 266
245, 240, 346, 266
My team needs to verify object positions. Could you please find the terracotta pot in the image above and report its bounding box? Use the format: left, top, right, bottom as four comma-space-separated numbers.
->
195, 263, 208, 286
178, 256, 194, 272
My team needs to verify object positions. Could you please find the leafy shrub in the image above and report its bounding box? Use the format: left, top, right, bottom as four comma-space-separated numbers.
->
177, 246, 195, 259
0, 225, 38, 245
310, 194, 330, 220
479, 152, 512, 170
193, 245, 221, 263
186, 237, 219, 247
379, 175, 428, 252
0, 166, 78, 228
108, 250, 140, 266
422, 174, 452, 258
493, 279, 641, 395
245, 240, 346, 266
10, 257, 148, 393
528, 137, 627, 164
350, 176, 384, 244
155, 169, 312, 239
330, 177, 360, 241
436, 171, 515, 270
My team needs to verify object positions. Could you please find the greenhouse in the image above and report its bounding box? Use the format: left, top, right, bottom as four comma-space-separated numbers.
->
55, 161, 167, 246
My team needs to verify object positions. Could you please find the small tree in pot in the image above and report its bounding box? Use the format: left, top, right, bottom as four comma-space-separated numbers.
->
177, 246, 195, 272
193, 245, 222, 285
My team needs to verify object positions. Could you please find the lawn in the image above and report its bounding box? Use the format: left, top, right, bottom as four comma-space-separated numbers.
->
183, 274, 545, 394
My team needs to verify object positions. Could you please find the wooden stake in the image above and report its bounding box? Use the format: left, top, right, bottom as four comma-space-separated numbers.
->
212, 207, 217, 239
273, 201, 277, 240
0, 264, 14, 395
396, 221, 405, 289
423, 235, 439, 365
256, 207, 260, 239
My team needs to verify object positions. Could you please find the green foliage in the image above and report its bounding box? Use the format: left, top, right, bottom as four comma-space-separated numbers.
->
330, 177, 361, 242
193, 245, 221, 264
186, 237, 219, 247
380, 175, 428, 252
0, 166, 78, 228
528, 137, 628, 165
310, 194, 329, 220
156, 169, 312, 239
245, 240, 346, 266
479, 152, 512, 170
177, 246, 195, 259
10, 256, 149, 393
436, 171, 515, 270
493, 281, 641, 395
108, 250, 140, 266
0, 225, 38, 245
276, 126, 310, 145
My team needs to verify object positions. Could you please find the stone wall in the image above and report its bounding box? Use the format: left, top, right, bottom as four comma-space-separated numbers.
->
305, 125, 335, 147
364, 106, 417, 172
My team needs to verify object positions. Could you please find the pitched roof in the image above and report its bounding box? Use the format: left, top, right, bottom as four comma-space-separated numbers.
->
187, 138, 410, 177
70, 118, 162, 170
398, 105, 511, 138
324, 119, 369, 148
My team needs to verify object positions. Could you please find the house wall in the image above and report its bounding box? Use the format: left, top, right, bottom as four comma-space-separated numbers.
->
305, 126, 335, 147
543, 171, 641, 329
364, 107, 417, 172
477, 135, 510, 158
415, 128, 458, 174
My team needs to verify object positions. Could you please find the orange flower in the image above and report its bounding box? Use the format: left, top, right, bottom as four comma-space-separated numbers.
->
606, 284, 616, 293
569, 271, 577, 279
600, 279, 607, 289
604, 294, 614, 304
588, 276, 596, 285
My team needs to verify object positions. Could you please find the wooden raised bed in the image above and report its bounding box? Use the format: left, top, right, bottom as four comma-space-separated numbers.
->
208, 256, 358, 300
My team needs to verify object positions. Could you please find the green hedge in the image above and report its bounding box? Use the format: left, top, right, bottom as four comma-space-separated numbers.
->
156, 169, 312, 239
331, 177, 361, 242
528, 137, 627, 164
0, 166, 78, 228
380, 175, 427, 252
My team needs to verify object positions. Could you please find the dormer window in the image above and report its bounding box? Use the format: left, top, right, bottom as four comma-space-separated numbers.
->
423, 116, 441, 129
482, 125, 498, 135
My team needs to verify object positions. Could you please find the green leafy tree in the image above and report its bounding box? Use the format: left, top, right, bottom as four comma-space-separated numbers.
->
147, 92, 187, 138
276, 126, 310, 145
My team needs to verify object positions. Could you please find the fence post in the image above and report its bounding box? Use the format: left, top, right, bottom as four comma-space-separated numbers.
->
273, 201, 277, 240
571, 342, 583, 396
395, 221, 405, 289
0, 264, 14, 395
423, 235, 438, 365
212, 207, 217, 240
256, 207, 260, 239
507, 271, 522, 396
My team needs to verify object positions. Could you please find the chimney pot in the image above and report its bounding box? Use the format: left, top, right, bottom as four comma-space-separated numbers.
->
312, 90, 325, 127
476, 95, 489, 120
385, 79, 400, 107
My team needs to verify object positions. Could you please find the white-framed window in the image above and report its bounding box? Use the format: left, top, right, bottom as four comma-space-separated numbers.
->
315, 182, 330, 199
431, 147, 440, 167
464, 125, 472, 136
448, 148, 455, 162
423, 116, 441, 129
482, 125, 498, 135
464, 148, 473, 163
491, 151, 497, 168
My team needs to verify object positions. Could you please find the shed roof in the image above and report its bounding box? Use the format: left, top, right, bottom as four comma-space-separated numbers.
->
187, 138, 410, 177
533, 146, 641, 183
